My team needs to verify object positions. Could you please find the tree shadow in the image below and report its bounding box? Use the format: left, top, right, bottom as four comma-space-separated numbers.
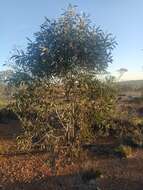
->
98, 177, 143, 190
1, 172, 98, 190
2, 171, 143, 190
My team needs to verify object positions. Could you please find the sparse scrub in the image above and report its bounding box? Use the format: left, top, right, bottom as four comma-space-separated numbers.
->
114, 145, 133, 158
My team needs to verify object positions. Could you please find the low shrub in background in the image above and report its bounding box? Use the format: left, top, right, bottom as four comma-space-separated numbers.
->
114, 145, 133, 158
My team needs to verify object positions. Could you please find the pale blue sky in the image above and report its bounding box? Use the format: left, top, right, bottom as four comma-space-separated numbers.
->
0, 0, 143, 80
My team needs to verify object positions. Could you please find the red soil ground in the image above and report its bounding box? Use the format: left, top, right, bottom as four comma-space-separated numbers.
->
0, 122, 143, 190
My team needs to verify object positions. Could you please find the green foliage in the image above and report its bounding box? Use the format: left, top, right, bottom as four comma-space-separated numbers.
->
0, 70, 15, 107
12, 73, 117, 153
10, 5, 116, 84
8, 5, 117, 169
114, 145, 132, 158
0, 84, 11, 108
8, 71, 32, 87
0, 70, 14, 84
124, 124, 143, 147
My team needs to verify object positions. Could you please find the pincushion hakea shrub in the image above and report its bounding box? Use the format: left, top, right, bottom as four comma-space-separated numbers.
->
8, 5, 117, 172
12, 73, 117, 162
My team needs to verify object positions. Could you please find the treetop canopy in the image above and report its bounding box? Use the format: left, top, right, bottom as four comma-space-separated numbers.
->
11, 5, 117, 81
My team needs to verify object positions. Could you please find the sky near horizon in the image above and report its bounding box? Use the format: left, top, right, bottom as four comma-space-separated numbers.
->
0, 0, 143, 80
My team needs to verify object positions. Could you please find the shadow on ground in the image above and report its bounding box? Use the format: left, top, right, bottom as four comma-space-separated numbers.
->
1, 173, 98, 190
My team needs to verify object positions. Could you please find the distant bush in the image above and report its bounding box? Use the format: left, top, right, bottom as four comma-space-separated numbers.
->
114, 145, 132, 158
109, 116, 143, 148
